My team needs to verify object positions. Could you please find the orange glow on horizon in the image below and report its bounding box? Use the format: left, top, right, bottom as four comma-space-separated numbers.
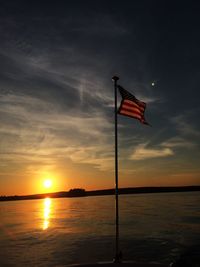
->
1, 167, 200, 196
34, 170, 63, 194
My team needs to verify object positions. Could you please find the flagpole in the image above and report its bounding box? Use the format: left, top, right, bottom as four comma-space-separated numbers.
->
112, 75, 121, 263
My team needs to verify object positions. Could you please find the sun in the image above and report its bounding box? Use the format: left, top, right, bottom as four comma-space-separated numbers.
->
43, 179, 52, 189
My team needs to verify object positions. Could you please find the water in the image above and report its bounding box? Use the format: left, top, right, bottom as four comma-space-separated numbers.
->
0, 192, 200, 266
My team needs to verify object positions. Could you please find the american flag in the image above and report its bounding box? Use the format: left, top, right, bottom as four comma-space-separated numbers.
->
118, 85, 149, 125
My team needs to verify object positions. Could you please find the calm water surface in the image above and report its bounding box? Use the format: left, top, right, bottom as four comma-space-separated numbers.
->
0, 192, 200, 266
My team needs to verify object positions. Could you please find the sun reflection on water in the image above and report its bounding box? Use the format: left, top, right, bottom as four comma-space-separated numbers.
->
43, 197, 51, 230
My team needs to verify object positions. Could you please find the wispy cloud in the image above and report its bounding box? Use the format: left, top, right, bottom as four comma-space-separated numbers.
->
171, 113, 200, 137
130, 143, 174, 160
161, 136, 195, 148
129, 130, 198, 161
0, 92, 114, 173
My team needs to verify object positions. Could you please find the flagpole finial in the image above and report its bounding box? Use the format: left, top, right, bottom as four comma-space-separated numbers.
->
112, 76, 119, 82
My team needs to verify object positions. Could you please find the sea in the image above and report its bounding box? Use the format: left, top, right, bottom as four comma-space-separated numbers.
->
0, 192, 200, 267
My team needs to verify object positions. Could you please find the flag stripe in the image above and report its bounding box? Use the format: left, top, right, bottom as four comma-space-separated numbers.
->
121, 104, 143, 117
123, 99, 145, 112
119, 109, 143, 120
119, 100, 144, 119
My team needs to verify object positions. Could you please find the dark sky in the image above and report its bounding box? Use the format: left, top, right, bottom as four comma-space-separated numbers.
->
0, 1, 200, 195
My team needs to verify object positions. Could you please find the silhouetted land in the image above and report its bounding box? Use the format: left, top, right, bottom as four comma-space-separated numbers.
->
0, 186, 200, 202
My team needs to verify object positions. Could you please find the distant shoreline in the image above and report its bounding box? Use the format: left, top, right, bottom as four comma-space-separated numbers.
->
0, 185, 200, 202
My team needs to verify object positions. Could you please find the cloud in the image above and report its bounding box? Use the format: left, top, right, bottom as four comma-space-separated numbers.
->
0, 29, 119, 174
130, 143, 174, 160
130, 133, 197, 161
171, 114, 200, 137
161, 137, 195, 148
0, 92, 115, 173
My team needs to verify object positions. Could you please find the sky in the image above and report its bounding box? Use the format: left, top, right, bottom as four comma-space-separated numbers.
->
0, 0, 200, 195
